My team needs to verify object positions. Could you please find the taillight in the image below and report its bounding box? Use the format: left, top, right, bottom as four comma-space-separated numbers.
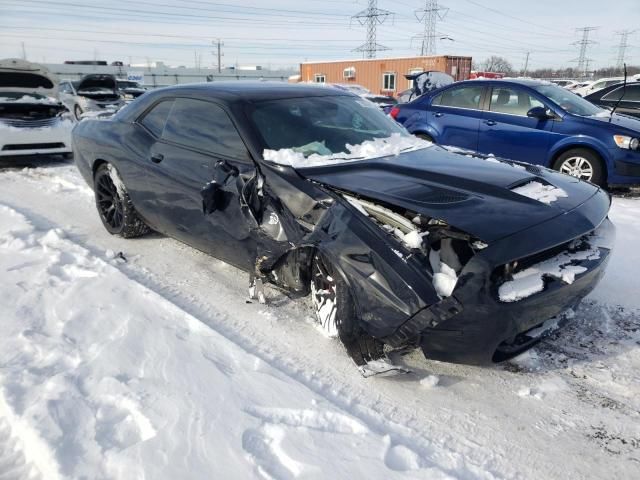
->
389, 106, 400, 119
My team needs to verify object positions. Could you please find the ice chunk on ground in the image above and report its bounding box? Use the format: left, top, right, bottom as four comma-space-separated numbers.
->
263, 133, 431, 168
420, 374, 440, 388
512, 181, 568, 204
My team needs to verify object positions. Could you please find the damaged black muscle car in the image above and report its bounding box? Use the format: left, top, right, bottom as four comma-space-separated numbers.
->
72, 83, 615, 376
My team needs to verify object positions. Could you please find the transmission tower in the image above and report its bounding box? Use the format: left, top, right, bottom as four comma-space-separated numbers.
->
414, 1, 449, 56
352, 0, 393, 59
571, 27, 598, 77
522, 51, 530, 76
615, 30, 636, 72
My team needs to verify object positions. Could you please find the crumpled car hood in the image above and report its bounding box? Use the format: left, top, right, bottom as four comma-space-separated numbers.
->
297, 146, 604, 243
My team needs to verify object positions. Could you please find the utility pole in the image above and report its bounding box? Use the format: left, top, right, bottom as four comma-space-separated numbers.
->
212, 39, 223, 73
352, 0, 393, 59
21, 42, 27, 60
414, 1, 448, 56
522, 51, 530, 77
615, 30, 635, 73
572, 27, 598, 78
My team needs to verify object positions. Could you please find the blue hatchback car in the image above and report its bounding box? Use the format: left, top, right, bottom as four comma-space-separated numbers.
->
390, 79, 640, 186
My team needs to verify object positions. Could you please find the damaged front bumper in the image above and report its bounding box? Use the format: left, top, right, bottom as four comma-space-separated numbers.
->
384, 207, 615, 365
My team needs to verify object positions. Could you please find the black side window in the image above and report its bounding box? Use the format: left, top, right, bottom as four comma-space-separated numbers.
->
602, 84, 640, 102
432, 86, 484, 109
162, 98, 250, 159
140, 100, 173, 137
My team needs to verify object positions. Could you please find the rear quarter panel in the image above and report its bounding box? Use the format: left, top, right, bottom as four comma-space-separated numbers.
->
72, 119, 154, 207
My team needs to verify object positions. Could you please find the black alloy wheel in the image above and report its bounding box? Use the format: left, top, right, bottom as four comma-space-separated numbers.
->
95, 168, 124, 233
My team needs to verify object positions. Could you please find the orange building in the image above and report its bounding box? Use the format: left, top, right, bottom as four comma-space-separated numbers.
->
300, 55, 472, 96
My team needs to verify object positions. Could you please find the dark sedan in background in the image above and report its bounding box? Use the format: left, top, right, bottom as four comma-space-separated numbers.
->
585, 81, 640, 119
72, 82, 614, 375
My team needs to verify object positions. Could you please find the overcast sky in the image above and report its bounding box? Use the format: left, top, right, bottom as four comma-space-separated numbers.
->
1, 0, 638, 71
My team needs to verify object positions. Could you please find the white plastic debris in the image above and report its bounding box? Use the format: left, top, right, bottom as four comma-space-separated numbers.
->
358, 359, 410, 378
512, 181, 568, 205
263, 133, 431, 168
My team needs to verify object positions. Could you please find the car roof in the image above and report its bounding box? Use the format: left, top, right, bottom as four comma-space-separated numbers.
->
150, 81, 352, 102
464, 78, 551, 87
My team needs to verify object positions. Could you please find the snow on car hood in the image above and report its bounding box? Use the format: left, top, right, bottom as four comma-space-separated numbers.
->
263, 133, 432, 168
297, 145, 603, 243
0, 94, 61, 106
0, 58, 59, 97
582, 111, 640, 133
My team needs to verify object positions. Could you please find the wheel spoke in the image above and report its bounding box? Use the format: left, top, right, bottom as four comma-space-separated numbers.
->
96, 172, 123, 229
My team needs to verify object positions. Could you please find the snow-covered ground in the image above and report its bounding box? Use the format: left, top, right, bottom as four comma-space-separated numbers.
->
0, 158, 638, 480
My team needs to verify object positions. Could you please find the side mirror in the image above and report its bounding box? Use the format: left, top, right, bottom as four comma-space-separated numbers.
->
527, 106, 551, 120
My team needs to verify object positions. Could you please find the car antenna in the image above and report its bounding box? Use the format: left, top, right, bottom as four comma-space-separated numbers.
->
610, 63, 627, 122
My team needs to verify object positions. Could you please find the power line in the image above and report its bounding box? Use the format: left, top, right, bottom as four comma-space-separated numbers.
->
414, 1, 449, 56
352, 0, 393, 59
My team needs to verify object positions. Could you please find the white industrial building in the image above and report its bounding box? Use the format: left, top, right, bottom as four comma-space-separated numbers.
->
43, 61, 296, 87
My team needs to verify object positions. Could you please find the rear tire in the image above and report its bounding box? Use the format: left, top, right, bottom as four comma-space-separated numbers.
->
93, 163, 150, 238
310, 253, 385, 366
552, 148, 605, 186
74, 105, 83, 121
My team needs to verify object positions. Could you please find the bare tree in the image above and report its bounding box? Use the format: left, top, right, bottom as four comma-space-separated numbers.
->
479, 56, 513, 74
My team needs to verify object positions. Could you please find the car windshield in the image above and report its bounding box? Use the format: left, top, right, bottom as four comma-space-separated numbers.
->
534, 84, 603, 116
249, 95, 426, 167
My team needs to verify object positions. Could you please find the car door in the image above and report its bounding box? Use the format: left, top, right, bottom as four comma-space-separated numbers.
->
599, 84, 640, 118
477, 85, 554, 164
139, 97, 258, 270
427, 84, 485, 151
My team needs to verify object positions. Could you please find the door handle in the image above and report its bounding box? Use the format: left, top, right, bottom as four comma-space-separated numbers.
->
434, 112, 444, 118
150, 153, 164, 163
484, 120, 497, 126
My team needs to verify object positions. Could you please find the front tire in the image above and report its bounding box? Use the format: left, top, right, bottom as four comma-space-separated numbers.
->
310, 253, 385, 366
74, 105, 83, 120
94, 163, 150, 238
553, 148, 605, 186
415, 132, 434, 143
